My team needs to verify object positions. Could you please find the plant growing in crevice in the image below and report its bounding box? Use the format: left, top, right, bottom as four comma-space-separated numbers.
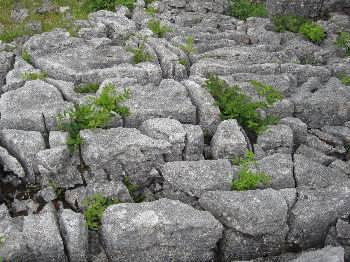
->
336, 32, 350, 56
83, 194, 119, 230
147, 18, 172, 38
299, 22, 326, 44
21, 71, 47, 81
205, 74, 281, 136
83, 0, 136, 12
48, 180, 64, 200
145, 6, 157, 16
272, 14, 306, 33
179, 36, 196, 56
0, 233, 5, 248
229, 0, 268, 20
57, 84, 130, 152
250, 80, 283, 105
126, 42, 153, 64
74, 83, 100, 93
337, 72, 350, 86
123, 176, 145, 203
22, 50, 32, 64
232, 151, 270, 191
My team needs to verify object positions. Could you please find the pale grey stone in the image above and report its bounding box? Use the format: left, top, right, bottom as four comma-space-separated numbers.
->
183, 124, 204, 161
280, 117, 307, 145
291, 246, 344, 262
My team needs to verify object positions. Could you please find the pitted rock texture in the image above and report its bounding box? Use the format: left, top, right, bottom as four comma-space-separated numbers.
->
0, 0, 350, 261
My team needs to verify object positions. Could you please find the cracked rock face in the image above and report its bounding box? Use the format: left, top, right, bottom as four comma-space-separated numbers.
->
1, 0, 350, 261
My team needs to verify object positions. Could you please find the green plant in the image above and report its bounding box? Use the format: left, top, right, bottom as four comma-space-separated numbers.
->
272, 14, 306, 33
179, 58, 189, 66
229, 0, 268, 20
147, 19, 172, 38
127, 43, 153, 64
205, 75, 280, 135
21, 71, 47, 81
336, 32, 350, 56
83, 0, 135, 12
337, 72, 350, 86
232, 151, 270, 191
74, 83, 100, 93
83, 194, 119, 230
48, 180, 64, 199
57, 84, 130, 152
0, 233, 5, 248
145, 6, 157, 16
123, 176, 144, 203
22, 50, 32, 64
250, 80, 283, 105
299, 22, 326, 44
179, 36, 196, 56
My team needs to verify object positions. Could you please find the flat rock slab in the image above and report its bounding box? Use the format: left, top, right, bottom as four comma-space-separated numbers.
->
161, 159, 233, 199
0, 80, 72, 131
23, 30, 160, 84
101, 198, 223, 262
291, 246, 344, 262
80, 128, 171, 185
113, 79, 197, 127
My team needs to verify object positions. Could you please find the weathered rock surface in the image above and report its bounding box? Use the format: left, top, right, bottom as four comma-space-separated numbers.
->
101, 198, 223, 262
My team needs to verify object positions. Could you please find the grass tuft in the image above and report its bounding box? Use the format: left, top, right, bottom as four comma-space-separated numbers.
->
229, 0, 268, 20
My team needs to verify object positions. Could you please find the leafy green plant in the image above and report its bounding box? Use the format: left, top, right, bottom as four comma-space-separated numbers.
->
74, 83, 100, 93
123, 176, 144, 203
179, 36, 196, 56
83, 194, 119, 230
22, 50, 32, 64
147, 19, 172, 38
250, 80, 283, 105
48, 180, 64, 199
299, 22, 326, 44
205, 74, 280, 135
232, 151, 270, 191
57, 84, 130, 152
272, 14, 306, 33
127, 43, 153, 64
0, 233, 5, 248
21, 71, 47, 81
336, 32, 350, 56
83, 0, 135, 12
145, 6, 157, 16
229, 0, 268, 20
179, 58, 189, 66
337, 72, 350, 86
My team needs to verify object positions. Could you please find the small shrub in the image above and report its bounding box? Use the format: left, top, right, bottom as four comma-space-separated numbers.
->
179, 36, 196, 56
83, 0, 135, 12
336, 32, 350, 56
57, 84, 130, 152
232, 151, 270, 191
205, 75, 280, 135
147, 19, 172, 38
272, 14, 306, 33
299, 22, 326, 44
21, 71, 47, 81
250, 80, 283, 105
22, 50, 32, 64
83, 194, 119, 230
230, 0, 268, 20
127, 43, 153, 64
74, 83, 100, 93
337, 72, 350, 86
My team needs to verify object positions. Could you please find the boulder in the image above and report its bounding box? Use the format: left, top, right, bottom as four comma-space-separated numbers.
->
291, 246, 344, 262
101, 198, 223, 262
199, 189, 290, 260
183, 124, 204, 161
211, 120, 249, 160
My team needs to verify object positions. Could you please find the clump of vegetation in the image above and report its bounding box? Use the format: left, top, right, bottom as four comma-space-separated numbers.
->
21, 71, 47, 80
83, 0, 135, 12
48, 180, 64, 199
337, 72, 350, 86
299, 22, 326, 44
145, 6, 157, 16
123, 176, 144, 203
205, 75, 281, 136
57, 84, 130, 152
74, 83, 100, 93
22, 49, 32, 64
179, 36, 196, 56
0, 233, 5, 248
272, 14, 326, 44
179, 58, 189, 66
127, 42, 153, 64
147, 18, 172, 38
83, 194, 119, 230
250, 80, 283, 105
336, 32, 350, 56
232, 151, 270, 191
229, 0, 268, 20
